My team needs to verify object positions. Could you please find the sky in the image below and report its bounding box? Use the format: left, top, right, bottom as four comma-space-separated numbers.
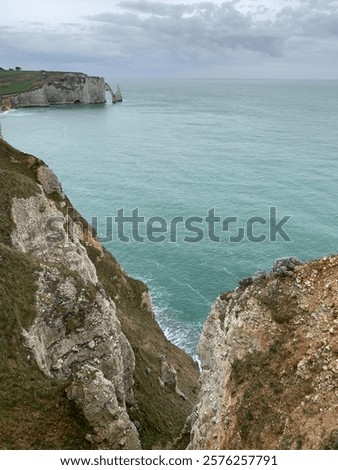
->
0, 0, 338, 78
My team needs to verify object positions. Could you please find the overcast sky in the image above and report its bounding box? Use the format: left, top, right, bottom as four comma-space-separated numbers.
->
0, 0, 337, 78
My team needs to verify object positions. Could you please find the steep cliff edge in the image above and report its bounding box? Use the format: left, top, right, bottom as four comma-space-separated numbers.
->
189, 258, 338, 450
0, 71, 114, 110
0, 139, 199, 450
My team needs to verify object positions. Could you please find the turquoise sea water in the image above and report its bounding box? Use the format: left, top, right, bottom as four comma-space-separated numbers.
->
2, 79, 338, 356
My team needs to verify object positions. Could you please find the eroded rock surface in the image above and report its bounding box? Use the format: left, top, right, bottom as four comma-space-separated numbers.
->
11, 178, 140, 448
189, 257, 338, 450
67, 366, 140, 449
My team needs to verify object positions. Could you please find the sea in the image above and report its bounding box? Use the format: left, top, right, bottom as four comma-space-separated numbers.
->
2, 79, 338, 357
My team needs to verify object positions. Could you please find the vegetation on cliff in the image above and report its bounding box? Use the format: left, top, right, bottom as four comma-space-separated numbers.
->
0, 69, 62, 97
0, 139, 199, 449
0, 69, 103, 98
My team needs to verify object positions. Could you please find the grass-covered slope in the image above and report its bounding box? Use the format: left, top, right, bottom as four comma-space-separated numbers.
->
0, 70, 46, 96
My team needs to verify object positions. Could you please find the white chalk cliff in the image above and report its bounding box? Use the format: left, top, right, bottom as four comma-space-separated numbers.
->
2, 73, 114, 109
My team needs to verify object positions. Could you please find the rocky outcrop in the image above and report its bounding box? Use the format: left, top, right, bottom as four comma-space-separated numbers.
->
66, 366, 140, 449
189, 257, 338, 450
0, 139, 199, 450
105, 83, 122, 104
9, 163, 140, 449
1, 73, 113, 109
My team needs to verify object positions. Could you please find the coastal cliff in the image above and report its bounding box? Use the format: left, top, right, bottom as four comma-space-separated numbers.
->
0, 138, 199, 450
188, 258, 338, 450
0, 71, 115, 110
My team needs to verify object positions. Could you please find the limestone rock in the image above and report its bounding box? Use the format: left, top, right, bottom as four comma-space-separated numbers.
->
189, 256, 338, 450
37, 165, 64, 197
161, 361, 187, 400
161, 361, 177, 391
67, 366, 140, 449
10, 178, 139, 448
11, 191, 98, 284
3, 73, 111, 109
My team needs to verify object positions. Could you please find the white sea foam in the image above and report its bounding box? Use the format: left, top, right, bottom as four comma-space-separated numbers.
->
137, 273, 201, 356
3, 109, 37, 117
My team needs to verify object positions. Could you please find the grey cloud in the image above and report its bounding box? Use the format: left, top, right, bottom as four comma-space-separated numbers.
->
86, 1, 284, 58
275, 3, 338, 38
118, 0, 196, 17
302, 14, 338, 37
1, 1, 338, 78
0, 23, 123, 75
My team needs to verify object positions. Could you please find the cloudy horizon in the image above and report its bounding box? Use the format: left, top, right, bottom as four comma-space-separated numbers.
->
0, 0, 338, 79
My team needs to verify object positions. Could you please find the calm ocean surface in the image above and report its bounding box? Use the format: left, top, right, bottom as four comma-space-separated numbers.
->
2, 79, 338, 356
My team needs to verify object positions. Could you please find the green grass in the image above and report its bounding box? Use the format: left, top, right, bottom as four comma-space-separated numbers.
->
0, 70, 44, 96
0, 70, 27, 78
0, 79, 37, 96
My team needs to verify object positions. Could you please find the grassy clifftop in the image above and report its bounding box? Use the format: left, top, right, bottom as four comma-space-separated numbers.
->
0, 69, 86, 97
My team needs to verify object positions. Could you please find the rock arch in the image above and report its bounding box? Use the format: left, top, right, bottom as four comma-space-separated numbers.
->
105, 83, 122, 104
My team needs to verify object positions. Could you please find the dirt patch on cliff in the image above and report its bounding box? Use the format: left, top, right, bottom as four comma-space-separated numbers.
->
227, 260, 338, 449
190, 256, 338, 450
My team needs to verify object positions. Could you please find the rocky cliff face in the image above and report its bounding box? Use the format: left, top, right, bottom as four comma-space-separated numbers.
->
189, 258, 338, 450
1, 73, 111, 109
0, 139, 199, 450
